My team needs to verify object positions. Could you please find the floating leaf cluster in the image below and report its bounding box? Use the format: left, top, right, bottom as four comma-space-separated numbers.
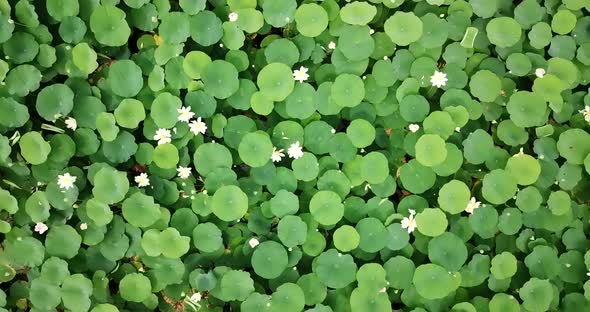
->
0, 0, 590, 311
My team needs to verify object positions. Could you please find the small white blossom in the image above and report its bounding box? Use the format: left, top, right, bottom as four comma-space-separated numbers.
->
513, 147, 525, 157
189, 117, 207, 135
287, 141, 304, 159
369, 29, 375, 35
401, 209, 417, 234
177, 106, 195, 123
177, 166, 191, 179
248, 238, 260, 248
579, 105, 590, 122
57, 173, 77, 190
271, 147, 285, 162
464, 197, 481, 214
430, 70, 448, 88
153, 128, 171, 145
65, 117, 77, 131
80, 223, 88, 230
292, 66, 309, 83
408, 124, 420, 133
135, 173, 150, 187
190, 293, 202, 303
229, 12, 238, 22
328, 41, 336, 50
34, 222, 48, 234
331, 128, 336, 134
535, 68, 546, 78
151, 16, 158, 23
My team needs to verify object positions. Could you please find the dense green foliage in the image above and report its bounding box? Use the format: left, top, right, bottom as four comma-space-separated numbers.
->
0, 0, 590, 311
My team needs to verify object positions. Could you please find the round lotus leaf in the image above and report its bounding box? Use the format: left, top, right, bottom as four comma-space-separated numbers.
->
238, 132, 273, 168
346, 119, 375, 148
399, 160, 436, 194
262, 0, 296, 27
45, 224, 81, 259
122, 192, 161, 228
415, 208, 448, 237
384, 256, 415, 290
277, 215, 307, 248
183, 51, 211, 79
220, 270, 255, 301
356, 217, 387, 253
153, 143, 179, 169
90, 5, 131, 46
520, 278, 554, 311
114, 99, 145, 129
29, 279, 61, 310
557, 129, 590, 165
86, 198, 113, 226
340, 2, 376, 25
333, 225, 360, 252
72, 43, 98, 74
159, 12, 190, 44
270, 189, 299, 217
192, 222, 222, 252
296, 274, 327, 306
314, 249, 357, 289
92, 167, 129, 204
338, 25, 375, 61
400, 94, 430, 122
413, 263, 460, 300
107, 60, 143, 98
36, 84, 74, 121
438, 180, 471, 214
469, 70, 501, 102
46, 0, 78, 21
0, 97, 29, 128
2, 32, 38, 64
359, 151, 389, 185
547, 190, 571, 216
498, 207, 522, 235
19, 132, 51, 165
193, 143, 233, 176
292, 152, 319, 182
0, 188, 18, 214
25, 191, 50, 222
384, 11, 423, 46
211, 185, 248, 222
486, 17, 522, 48
294, 3, 328, 37
309, 190, 344, 225
257, 63, 294, 101
251, 240, 288, 279
505, 154, 541, 185
482, 169, 517, 205
428, 232, 467, 271
201, 60, 239, 99
90, 304, 119, 312
350, 288, 390, 311
506, 91, 547, 128
285, 83, 316, 119
119, 273, 152, 303
415, 134, 447, 167
489, 293, 520, 312
189, 11, 223, 46
331, 74, 365, 108
469, 205, 499, 239
270, 283, 305, 312
552, 10, 577, 35
4, 64, 42, 97
490, 252, 517, 280
264, 38, 300, 67
462, 129, 495, 165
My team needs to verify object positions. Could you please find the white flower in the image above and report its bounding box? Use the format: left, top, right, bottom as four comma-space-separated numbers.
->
287, 141, 304, 159
464, 197, 481, 214
153, 128, 171, 145
177, 106, 195, 123
430, 70, 448, 88
271, 147, 285, 162
228, 12, 238, 22
189, 117, 207, 135
190, 293, 202, 303
369, 29, 375, 35
328, 41, 336, 50
135, 173, 150, 187
535, 68, 546, 78
292, 66, 309, 83
248, 238, 260, 248
34, 222, 48, 234
513, 147, 525, 157
65, 117, 77, 131
579, 105, 590, 122
408, 124, 420, 133
177, 166, 191, 179
401, 209, 417, 234
57, 173, 77, 190
80, 223, 88, 230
